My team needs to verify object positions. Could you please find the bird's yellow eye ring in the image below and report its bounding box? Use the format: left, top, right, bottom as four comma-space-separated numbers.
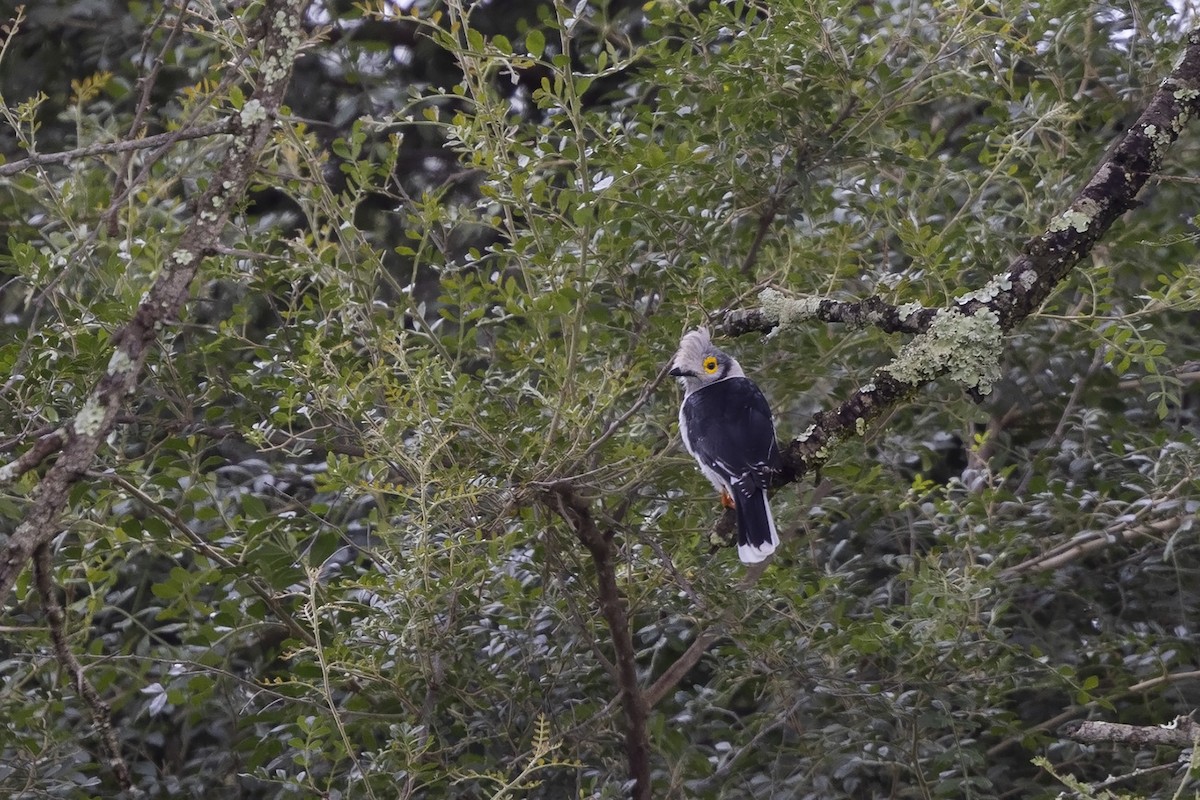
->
703, 356, 719, 374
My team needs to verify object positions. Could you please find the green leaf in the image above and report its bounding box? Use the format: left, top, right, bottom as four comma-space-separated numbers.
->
526, 29, 545, 59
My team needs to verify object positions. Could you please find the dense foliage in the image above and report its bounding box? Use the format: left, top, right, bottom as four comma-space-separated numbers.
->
1, 0, 1199, 798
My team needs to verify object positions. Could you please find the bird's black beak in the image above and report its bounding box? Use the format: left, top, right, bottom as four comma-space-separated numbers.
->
669, 367, 692, 378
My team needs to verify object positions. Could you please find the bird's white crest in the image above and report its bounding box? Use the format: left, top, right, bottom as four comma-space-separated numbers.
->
671, 327, 744, 393
670, 327, 714, 373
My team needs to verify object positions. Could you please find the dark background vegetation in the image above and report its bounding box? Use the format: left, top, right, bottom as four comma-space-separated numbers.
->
1, 0, 1199, 797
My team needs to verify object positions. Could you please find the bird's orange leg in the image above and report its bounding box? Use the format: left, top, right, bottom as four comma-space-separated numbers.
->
720, 488, 735, 509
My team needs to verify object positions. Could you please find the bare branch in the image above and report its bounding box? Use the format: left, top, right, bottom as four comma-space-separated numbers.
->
643, 555, 771, 708
546, 486, 651, 800
0, 428, 67, 484
1128, 670, 1200, 694
645, 625, 725, 709
0, 120, 237, 178
34, 543, 132, 790
989, 675, 1200, 758
1000, 514, 1188, 578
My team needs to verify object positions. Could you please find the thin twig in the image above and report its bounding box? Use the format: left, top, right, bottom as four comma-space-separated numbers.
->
1128, 670, 1200, 694
33, 543, 133, 790
0, 120, 236, 177
1014, 345, 1106, 495
580, 360, 673, 466
103, 3, 189, 234
95, 470, 316, 647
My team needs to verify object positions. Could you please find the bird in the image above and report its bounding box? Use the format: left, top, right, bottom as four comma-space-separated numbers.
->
669, 327, 781, 563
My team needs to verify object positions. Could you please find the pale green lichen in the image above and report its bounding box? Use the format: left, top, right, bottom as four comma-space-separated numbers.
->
760, 287, 822, 327
106, 349, 135, 375
1077, 197, 1101, 225
1174, 88, 1199, 102
74, 395, 107, 437
797, 423, 817, 442
855, 417, 866, 436
172, 249, 195, 265
1019, 269, 1038, 290
860, 382, 876, 393
889, 308, 1003, 394
1143, 121, 1174, 153
1049, 197, 1099, 234
1063, 210, 1091, 232
239, 99, 267, 125
957, 274, 1013, 305
897, 302, 925, 321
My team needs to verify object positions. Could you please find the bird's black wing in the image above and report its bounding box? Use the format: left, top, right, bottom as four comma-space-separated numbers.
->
681, 377, 778, 487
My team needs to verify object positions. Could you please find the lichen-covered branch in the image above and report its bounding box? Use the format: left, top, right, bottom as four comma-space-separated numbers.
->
726, 25, 1200, 486
724, 289, 934, 337
1060, 717, 1200, 748
0, 0, 309, 606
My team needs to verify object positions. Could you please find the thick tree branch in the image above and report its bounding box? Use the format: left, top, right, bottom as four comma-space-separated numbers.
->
34, 543, 132, 790
645, 626, 725, 709
724, 291, 934, 337
547, 487, 651, 800
989, 674, 1200, 758
0, 428, 68, 483
0, 0, 309, 606
1060, 717, 1200, 748
721, 26, 1200, 488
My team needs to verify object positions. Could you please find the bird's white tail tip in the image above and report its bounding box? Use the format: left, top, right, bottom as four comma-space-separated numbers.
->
738, 540, 776, 564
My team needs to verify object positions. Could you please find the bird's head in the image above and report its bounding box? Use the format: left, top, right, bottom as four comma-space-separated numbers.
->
669, 327, 745, 392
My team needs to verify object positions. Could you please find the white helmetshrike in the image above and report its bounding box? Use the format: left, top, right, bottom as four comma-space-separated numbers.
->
669, 328, 780, 564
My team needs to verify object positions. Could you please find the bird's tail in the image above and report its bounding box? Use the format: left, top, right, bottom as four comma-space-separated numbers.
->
733, 485, 778, 564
